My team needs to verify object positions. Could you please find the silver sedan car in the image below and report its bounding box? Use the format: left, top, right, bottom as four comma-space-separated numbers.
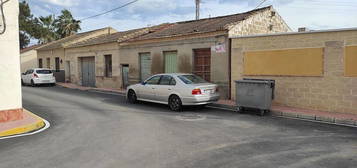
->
126, 73, 220, 111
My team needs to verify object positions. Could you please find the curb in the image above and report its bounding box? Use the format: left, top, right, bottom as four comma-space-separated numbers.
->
88, 89, 126, 96
210, 103, 357, 128
271, 109, 357, 128
57, 84, 125, 96
0, 110, 46, 137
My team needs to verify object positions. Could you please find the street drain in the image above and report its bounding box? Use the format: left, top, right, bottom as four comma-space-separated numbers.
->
176, 114, 206, 121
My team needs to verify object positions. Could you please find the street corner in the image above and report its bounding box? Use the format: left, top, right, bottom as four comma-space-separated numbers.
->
0, 109, 50, 139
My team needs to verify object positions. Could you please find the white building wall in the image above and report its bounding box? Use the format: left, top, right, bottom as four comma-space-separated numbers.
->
20, 50, 38, 73
0, 0, 22, 110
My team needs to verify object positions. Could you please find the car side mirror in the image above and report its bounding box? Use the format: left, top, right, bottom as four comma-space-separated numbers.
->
22, 73, 25, 75
141, 82, 146, 85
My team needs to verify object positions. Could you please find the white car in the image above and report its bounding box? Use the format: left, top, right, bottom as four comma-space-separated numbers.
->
21, 68, 56, 86
126, 73, 220, 111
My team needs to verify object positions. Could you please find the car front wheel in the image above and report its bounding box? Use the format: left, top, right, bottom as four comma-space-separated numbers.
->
127, 90, 137, 104
169, 95, 182, 111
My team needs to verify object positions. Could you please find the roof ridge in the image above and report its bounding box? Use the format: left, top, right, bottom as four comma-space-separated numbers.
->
36, 27, 113, 50
173, 6, 271, 25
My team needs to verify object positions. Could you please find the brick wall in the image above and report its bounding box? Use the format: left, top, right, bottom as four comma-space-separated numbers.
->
231, 30, 357, 114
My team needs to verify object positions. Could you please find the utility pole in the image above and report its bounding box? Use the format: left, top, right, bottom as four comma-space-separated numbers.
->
195, 0, 200, 20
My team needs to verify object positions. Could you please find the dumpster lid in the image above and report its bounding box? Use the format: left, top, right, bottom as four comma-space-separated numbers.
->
235, 80, 272, 84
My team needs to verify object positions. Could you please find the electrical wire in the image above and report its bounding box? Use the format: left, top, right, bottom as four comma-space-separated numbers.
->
0, 0, 10, 35
80, 0, 139, 21
254, 0, 268, 9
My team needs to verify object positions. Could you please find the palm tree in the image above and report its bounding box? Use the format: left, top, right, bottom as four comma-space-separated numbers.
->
55, 10, 81, 38
38, 15, 58, 43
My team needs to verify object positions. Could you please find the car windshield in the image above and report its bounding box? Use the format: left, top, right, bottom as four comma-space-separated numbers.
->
178, 75, 207, 84
36, 70, 52, 74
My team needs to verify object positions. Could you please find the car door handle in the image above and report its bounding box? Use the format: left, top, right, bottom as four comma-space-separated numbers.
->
168, 89, 172, 90
152, 88, 155, 89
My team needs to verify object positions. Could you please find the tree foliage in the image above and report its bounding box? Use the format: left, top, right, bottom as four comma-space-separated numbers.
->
19, 1, 81, 49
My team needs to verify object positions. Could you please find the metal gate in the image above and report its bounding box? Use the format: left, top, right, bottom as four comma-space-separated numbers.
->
122, 65, 129, 89
81, 57, 95, 87
164, 51, 178, 73
140, 53, 151, 82
193, 48, 211, 81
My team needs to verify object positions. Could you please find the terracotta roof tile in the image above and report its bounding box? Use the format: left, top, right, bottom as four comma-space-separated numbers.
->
36, 27, 111, 51
20, 44, 45, 53
129, 6, 271, 42
66, 24, 172, 48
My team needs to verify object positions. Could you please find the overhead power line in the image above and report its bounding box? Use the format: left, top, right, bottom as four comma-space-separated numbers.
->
254, 0, 268, 9
80, 0, 139, 21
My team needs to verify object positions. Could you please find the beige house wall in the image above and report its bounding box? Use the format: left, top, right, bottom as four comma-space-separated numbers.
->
0, 0, 22, 121
120, 34, 231, 98
37, 48, 65, 70
231, 30, 357, 114
20, 50, 38, 73
65, 42, 121, 88
36, 27, 116, 81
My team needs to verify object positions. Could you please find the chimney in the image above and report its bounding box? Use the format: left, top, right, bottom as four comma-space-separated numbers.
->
298, 27, 310, 32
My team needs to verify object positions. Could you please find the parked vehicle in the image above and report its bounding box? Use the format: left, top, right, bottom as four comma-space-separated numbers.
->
126, 73, 220, 111
21, 68, 56, 86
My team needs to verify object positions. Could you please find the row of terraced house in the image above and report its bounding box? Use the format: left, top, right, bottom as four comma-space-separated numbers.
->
21, 6, 357, 115
28, 6, 290, 99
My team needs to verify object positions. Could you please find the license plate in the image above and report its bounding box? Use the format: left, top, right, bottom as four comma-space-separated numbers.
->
42, 80, 50, 82
204, 89, 214, 94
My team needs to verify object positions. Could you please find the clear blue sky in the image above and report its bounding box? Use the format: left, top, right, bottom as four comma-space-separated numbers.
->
27, 0, 357, 32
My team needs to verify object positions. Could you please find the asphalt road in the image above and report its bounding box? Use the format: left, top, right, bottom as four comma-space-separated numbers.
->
0, 86, 356, 168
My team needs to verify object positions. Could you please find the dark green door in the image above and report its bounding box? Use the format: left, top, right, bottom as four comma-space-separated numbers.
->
164, 51, 178, 73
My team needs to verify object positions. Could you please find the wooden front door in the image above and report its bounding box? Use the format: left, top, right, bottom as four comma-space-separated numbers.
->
193, 48, 211, 81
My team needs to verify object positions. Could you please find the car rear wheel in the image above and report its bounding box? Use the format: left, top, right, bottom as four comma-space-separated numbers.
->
169, 95, 182, 111
127, 90, 137, 104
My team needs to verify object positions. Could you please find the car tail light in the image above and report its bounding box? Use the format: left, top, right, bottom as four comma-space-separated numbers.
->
192, 89, 202, 95
33, 74, 39, 78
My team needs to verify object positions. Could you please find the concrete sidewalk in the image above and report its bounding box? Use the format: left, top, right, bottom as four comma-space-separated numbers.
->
57, 82, 125, 95
57, 82, 357, 127
0, 109, 46, 137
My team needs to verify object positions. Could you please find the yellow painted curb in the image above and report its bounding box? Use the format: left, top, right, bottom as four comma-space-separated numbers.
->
0, 109, 45, 137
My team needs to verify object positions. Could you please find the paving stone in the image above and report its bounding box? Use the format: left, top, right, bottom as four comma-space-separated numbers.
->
315, 116, 335, 123
298, 114, 316, 120
282, 112, 298, 118
335, 119, 356, 126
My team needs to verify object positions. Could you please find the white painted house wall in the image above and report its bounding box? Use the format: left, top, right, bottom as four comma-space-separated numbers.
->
0, 0, 22, 111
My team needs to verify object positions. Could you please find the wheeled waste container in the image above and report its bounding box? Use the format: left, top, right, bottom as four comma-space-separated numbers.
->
235, 79, 275, 116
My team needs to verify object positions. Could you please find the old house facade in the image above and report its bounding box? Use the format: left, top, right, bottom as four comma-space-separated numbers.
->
36, 27, 117, 82
64, 25, 169, 88
119, 6, 290, 98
